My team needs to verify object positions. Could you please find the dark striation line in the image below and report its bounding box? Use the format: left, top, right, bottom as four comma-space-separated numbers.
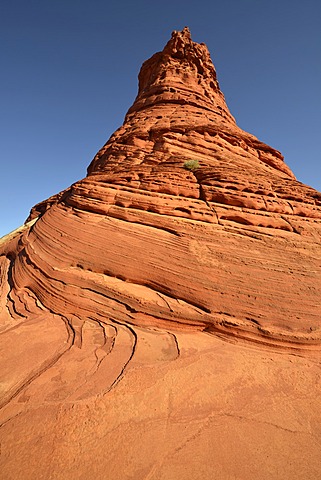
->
93, 319, 117, 369
103, 318, 138, 394
4, 254, 27, 319
0, 317, 73, 411
193, 172, 221, 225
0, 411, 24, 430
167, 331, 180, 358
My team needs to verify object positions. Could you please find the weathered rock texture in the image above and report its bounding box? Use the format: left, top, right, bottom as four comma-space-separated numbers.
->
1, 28, 321, 479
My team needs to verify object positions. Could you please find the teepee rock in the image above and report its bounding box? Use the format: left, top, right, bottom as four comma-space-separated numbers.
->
1, 28, 321, 480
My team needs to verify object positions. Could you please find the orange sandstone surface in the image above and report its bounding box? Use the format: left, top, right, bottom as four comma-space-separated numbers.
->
1, 28, 321, 479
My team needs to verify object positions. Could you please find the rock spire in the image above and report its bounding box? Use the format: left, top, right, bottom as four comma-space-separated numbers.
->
86, 28, 294, 178
130, 26, 232, 121
1, 28, 321, 480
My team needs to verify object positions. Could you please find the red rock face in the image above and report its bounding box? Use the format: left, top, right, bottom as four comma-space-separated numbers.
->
1, 27, 321, 479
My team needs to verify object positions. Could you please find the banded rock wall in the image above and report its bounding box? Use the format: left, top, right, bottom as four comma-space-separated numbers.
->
1, 27, 321, 480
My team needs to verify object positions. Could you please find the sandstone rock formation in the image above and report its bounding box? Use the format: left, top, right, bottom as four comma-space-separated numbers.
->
1, 27, 321, 479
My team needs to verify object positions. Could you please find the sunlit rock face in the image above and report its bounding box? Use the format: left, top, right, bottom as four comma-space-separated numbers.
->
1, 27, 321, 480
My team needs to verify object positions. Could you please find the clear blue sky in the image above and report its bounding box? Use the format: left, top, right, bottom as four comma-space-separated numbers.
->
1, 0, 320, 237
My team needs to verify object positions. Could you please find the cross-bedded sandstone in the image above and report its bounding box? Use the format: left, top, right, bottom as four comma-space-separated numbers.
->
1, 27, 321, 480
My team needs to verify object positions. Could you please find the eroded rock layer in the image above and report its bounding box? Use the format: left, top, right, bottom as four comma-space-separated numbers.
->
1, 28, 321, 479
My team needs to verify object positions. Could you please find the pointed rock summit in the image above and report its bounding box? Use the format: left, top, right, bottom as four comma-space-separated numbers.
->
1, 29, 321, 480
87, 26, 294, 179
127, 26, 232, 120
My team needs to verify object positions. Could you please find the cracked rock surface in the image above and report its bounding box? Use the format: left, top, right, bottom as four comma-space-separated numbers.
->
1, 27, 321, 479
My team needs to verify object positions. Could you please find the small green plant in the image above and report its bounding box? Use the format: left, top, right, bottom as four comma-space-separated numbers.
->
184, 159, 199, 171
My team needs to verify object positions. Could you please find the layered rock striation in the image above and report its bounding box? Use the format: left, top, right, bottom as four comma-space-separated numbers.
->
1, 28, 321, 480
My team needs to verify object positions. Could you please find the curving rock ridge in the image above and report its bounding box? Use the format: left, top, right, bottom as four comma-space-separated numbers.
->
1, 27, 321, 480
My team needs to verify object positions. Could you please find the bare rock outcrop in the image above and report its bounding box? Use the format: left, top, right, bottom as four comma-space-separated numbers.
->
1, 28, 321, 479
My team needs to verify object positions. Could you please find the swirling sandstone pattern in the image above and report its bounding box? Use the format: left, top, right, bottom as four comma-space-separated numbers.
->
1, 28, 321, 479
